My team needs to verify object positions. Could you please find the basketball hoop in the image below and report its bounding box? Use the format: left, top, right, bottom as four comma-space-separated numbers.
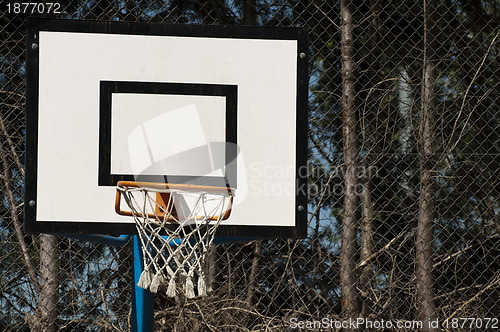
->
115, 181, 233, 297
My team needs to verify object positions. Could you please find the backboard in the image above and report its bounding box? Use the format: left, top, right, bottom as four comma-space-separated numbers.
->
25, 18, 308, 238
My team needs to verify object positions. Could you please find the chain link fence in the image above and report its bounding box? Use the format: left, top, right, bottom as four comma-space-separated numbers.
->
1, 0, 499, 331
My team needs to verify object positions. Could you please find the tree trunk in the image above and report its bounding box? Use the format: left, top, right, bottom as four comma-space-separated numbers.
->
243, 0, 257, 25
0, 133, 40, 295
116, 243, 132, 322
206, 244, 218, 293
359, 0, 380, 317
417, 0, 437, 329
246, 241, 262, 305
340, 0, 359, 320
359, 179, 373, 317
37, 234, 59, 332
398, 67, 414, 198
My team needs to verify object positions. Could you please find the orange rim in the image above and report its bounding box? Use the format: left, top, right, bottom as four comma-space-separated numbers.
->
115, 181, 234, 222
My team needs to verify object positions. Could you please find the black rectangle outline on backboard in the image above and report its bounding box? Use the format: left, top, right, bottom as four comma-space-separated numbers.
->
24, 18, 308, 238
295, 28, 309, 238
99, 81, 237, 188
26, 17, 306, 42
24, 19, 40, 235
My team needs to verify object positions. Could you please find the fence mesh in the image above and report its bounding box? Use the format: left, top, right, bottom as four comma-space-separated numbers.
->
1, 0, 499, 331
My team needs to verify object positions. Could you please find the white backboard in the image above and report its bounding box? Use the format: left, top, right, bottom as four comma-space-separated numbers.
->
25, 19, 308, 238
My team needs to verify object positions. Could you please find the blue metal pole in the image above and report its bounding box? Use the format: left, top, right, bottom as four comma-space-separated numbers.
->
132, 235, 154, 332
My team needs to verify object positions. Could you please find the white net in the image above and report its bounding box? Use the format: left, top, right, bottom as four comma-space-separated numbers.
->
117, 182, 232, 297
